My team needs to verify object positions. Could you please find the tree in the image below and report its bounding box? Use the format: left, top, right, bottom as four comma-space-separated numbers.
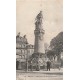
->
50, 32, 63, 56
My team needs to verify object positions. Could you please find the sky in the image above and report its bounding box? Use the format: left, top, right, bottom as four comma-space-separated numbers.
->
16, 0, 63, 45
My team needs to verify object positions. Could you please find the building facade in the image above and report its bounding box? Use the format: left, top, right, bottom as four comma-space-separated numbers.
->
16, 33, 34, 70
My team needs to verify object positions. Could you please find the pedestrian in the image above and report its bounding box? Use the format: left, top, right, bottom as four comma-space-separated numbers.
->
47, 60, 51, 71
30, 61, 33, 71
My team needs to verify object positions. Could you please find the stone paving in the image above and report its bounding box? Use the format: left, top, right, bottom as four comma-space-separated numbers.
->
16, 69, 63, 80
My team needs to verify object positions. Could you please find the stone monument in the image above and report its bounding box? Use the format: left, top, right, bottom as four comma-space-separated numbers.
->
32, 11, 47, 70
34, 11, 45, 54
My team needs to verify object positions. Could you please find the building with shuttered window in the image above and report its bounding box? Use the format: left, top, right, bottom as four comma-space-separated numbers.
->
16, 33, 34, 70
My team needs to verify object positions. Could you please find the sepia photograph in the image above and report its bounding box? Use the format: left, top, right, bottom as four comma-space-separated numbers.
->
16, 0, 63, 80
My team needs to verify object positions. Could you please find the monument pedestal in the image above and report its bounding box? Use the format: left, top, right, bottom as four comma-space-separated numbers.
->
32, 53, 47, 71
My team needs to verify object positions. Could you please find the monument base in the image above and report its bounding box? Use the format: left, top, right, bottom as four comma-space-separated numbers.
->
31, 53, 47, 71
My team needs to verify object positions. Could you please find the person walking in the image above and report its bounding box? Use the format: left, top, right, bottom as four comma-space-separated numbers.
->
30, 61, 33, 71
47, 60, 51, 71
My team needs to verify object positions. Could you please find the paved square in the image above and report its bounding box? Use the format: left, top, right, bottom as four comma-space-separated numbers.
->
16, 69, 63, 80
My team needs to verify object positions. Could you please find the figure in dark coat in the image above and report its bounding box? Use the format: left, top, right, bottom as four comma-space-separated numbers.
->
47, 60, 51, 71
30, 61, 33, 71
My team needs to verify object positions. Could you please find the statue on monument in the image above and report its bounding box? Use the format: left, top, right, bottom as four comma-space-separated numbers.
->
35, 11, 43, 29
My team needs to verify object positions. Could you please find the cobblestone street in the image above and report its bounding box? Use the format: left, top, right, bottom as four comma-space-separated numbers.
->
16, 69, 63, 80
